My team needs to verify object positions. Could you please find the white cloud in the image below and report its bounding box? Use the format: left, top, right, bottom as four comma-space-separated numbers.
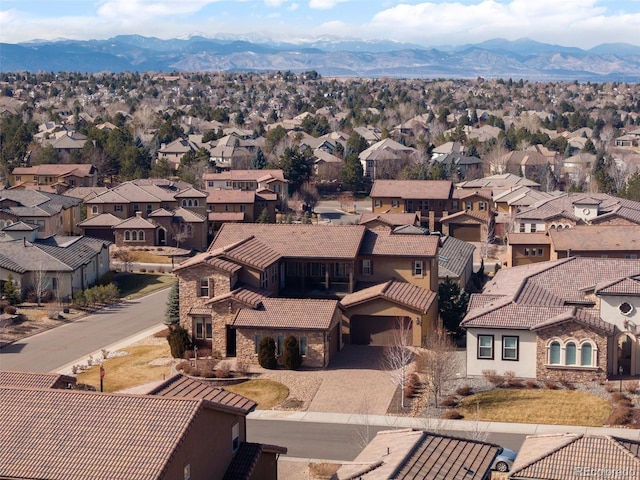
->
97, 0, 217, 19
288, 3, 300, 11
309, 0, 348, 10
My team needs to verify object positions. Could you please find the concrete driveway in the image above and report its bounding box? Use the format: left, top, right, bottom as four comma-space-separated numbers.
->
308, 345, 396, 415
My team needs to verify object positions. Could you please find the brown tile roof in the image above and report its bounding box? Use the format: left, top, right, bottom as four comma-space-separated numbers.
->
223, 442, 287, 480
358, 212, 419, 226
462, 303, 573, 329
12, 164, 95, 177
205, 284, 272, 309
370, 180, 452, 200
113, 215, 157, 229
359, 229, 439, 257
530, 307, 615, 335
203, 169, 286, 182
206, 189, 256, 203
0, 386, 206, 480
507, 232, 551, 246
549, 225, 640, 251
341, 279, 436, 314
452, 188, 492, 200
77, 212, 123, 227
595, 275, 640, 295
211, 223, 366, 260
173, 250, 242, 274
440, 209, 487, 223
336, 429, 500, 480
456, 173, 539, 189
222, 236, 281, 269
0, 370, 75, 389
209, 211, 246, 222
145, 374, 256, 414
233, 298, 339, 330
510, 434, 640, 480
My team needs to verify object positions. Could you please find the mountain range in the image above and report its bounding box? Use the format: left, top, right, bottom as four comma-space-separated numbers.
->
1, 35, 639, 81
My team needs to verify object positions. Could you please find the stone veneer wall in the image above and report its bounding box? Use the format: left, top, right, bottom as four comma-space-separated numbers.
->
235, 329, 328, 368
536, 322, 608, 383
114, 228, 156, 247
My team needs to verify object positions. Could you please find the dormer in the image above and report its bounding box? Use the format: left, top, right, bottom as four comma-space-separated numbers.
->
572, 197, 601, 223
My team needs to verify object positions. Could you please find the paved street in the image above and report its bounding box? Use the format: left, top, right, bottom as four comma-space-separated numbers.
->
0, 288, 170, 372
314, 199, 370, 225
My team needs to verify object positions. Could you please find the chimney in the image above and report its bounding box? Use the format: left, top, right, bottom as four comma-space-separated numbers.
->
428, 211, 435, 232
135, 211, 142, 218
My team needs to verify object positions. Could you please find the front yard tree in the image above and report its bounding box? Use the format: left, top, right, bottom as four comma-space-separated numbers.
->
164, 281, 179, 326
258, 336, 278, 369
282, 335, 303, 370
279, 146, 313, 194
2, 274, 21, 305
438, 277, 469, 336
382, 318, 414, 409
167, 325, 192, 359
419, 328, 462, 408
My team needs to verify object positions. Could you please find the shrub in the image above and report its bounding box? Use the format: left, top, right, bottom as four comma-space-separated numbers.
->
525, 380, 540, 389
607, 406, 633, 426
456, 385, 473, 396
281, 335, 302, 370
4, 305, 17, 315
167, 325, 192, 359
442, 410, 464, 420
258, 337, 277, 369
605, 383, 618, 393
140, 268, 147, 273
482, 369, 504, 387
611, 392, 633, 407
96, 271, 115, 286
441, 395, 459, 407
624, 381, 640, 395
543, 380, 559, 390
504, 371, 523, 388
404, 374, 420, 398
235, 361, 249, 375
216, 363, 231, 379
2, 274, 21, 305
560, 379, 576, 390
176, 360, 191, 374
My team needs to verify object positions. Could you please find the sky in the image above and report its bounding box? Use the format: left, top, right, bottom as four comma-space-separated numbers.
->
1, 0, 639, 49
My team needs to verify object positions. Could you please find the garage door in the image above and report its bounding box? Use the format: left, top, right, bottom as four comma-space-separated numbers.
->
450, 224, 481, 242
351, 316, 411, 346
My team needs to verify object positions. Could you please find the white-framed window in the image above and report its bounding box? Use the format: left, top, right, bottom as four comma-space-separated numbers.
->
565, 342, 577, 365
524, 248, 529, 256
183, 464, 191, 480
133, 204, 140, 212
195, 317, 212, 340
276, 335, 284, 356
413, 260, 424, 277
581, 342, 593, 366
182, 199, 187, 207
479, 202, 486, 211
362, 259, 372, 275
374, 199, 381, 208
502, 336, 519, 361
299, 336, 308, 356
477, 335, 494, 359
452, 200, 459, 210
465, 201, 472, 210
199, 278, 210, 297
124, 230, 130, 241
546, 339, 596, 367
132, 230, 138, 241
138, 230, 145, 241
91, 205, 98, 214
548, 340, 561, 364
625, 254, 638, 259
392, 200, 399, 208
146, 204, 153, 214
519, 223, 526, 233
531, 224, 537, 233
232, 422, 240, 453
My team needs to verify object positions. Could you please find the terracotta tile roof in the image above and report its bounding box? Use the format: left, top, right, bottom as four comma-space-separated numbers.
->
113, 215, 157, 229
440, 209, 487, 223
211, 224, 366, 260
462, 303, 573, 329
203, 169, 286, 182
359, 229, 439, 257
451, 188, 492, 200
233, 298, 339, 330
549, 225, 640, 251
12, 164, 95, 177
358, 212, 419, 226
173, 250, 242, 274
0, 371, 75, 389
530, 307, 615, 335
209, 211, 246, 222
145, 374, 256, 414
222, 236, 281, 269
0, 386, 205, 480
370, 180, 452, 200
206, 189, 256, 203
455, 173, 539, 189
507, 232, 551, 246
77, 212, 124, 227
205, 284, 272, 309
336, 429, 500, 480
223, 442, 287, 480
595, 275, 640, 295
341, 279, 436, 314
510, 434, 640, 480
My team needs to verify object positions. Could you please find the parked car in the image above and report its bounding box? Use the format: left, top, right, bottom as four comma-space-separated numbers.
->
492, 447, 517, 472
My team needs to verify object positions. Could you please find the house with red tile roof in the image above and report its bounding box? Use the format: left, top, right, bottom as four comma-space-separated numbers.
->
461, 257, 640, 381
173, 223, 440, 366
0, 372, 286, 480
10, 163, 97, 191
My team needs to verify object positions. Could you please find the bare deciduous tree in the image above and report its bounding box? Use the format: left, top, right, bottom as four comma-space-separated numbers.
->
32, 263, 48, 307
381, 317, 414, 409
114, 249, 134, 273
417, 327, 462, 408
170, 221, 192, 249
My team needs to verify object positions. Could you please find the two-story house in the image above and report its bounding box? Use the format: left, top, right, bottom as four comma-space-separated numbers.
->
173, 224, 440, 367
10, 164, 97, 191
204, 170, 287, 203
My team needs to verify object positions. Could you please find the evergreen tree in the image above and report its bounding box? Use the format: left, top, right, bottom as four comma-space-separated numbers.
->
582, 138, 597, 154
341, 154, 365, 193
279, 146, 313, 194
167, 325, 192, 359
2, 274, 21, 305
258, 337, 277, 369
619, 172, 640, 201
164, 281, 179, 325
257, 208, 271, 223
251, 148, 267, 170
438, 277, 469, 336
282, 335, 303, 370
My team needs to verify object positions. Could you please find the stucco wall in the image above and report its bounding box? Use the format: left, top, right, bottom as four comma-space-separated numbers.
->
466, 328, 537, 378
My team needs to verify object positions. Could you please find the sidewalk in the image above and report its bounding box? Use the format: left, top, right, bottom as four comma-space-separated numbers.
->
249, 409, 640, 441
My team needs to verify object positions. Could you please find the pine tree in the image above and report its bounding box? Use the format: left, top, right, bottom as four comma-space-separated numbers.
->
2, 274, 21, 305
167, 325, 192, 359
258, 337, 277, 369
164, 281, 180, 325
282, 335, 303, 370
257, 208, 271, 223
438, 277, 469, 336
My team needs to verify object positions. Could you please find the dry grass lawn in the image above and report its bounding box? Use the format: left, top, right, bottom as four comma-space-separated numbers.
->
75, 344, 172, 392
457, 389, 612, 426
129, 251, 173, 264
225, 379, 289, 410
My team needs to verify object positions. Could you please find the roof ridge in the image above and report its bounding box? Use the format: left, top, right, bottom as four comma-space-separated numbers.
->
607, 435, 640, 464
510, 434, 583, 476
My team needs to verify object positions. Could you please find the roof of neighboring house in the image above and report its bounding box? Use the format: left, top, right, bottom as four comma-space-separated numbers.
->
509, 434, 640, 480
34, 236, 110, 270
203, 169, 286, 182
0, 189, 81, 212
209, 212, 246, 222
493, 186, 559, 207
112, 215, 157, 230
358, 212, 419, 227
64, 186, 109, 200
507, 232, 551, 246
341, 279, 436, 314
211, 224, 366, 260
335, 429, 500, 480
157, 137, 197, 154
549, 225, 640, 252
0, 370, 76, 389
440, 210, 487, 224
77, 212, 123, 227
220, 236, 281, 270
462, 257, 640, 331
359, 229, 439, 257
595, 275, 640, 296
370, 180, 452, 200
438, 236, 476, 280
233, 298, 340, 330
1, 220, 38, 231
206, 189, 256, 203
174, 250, 243, 274
11, 164, 95, 178
205, 284, 272, 309
223, 442, 288, 480
0, 239, 73, 273
0, 386, 221, 480
456, 173, 539, 189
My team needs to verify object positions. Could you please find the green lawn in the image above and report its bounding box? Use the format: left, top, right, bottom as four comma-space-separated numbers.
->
456, 388, 612, 426
115, 273, 175, 299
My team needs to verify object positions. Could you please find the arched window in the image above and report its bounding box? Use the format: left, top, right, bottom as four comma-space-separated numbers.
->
132, 231, 137, 241
188, 199, 193, 206
91, 206, 98, 214
125, 230, 131, 241
549, 341, 561, 364
138, 230, 145, 241
194, 199, 199, 206
581, 343, 593, 366
565, 342, 577, 365
182, 199, 187, 207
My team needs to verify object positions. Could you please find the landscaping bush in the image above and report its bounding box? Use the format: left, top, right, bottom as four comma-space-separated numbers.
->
442, 410, 464, 420
525, 380, 540, 389
404, 373, 420, 398
482, 369, 504, 387
441, 395, 459, 407
258, 337, 278, 369
3, 305, 17, 315
611, 392, 633, 408
281, 335, 302, 370
624, 381, 640, 395
2, 274, 21, 305
605, 383, 618, 393
176, 360, 191, 374
543, 380, 559, 390
504, 371, 523, 388
167, 325, 192, 359
456, 385, 473, 396
235, 361, 249, 375
216, 363, 231, 379
560, 379, 576, 390
607, 406, 633, 426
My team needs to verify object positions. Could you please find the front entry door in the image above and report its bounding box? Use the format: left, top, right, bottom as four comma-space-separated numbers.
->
226, 325, 236, 357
